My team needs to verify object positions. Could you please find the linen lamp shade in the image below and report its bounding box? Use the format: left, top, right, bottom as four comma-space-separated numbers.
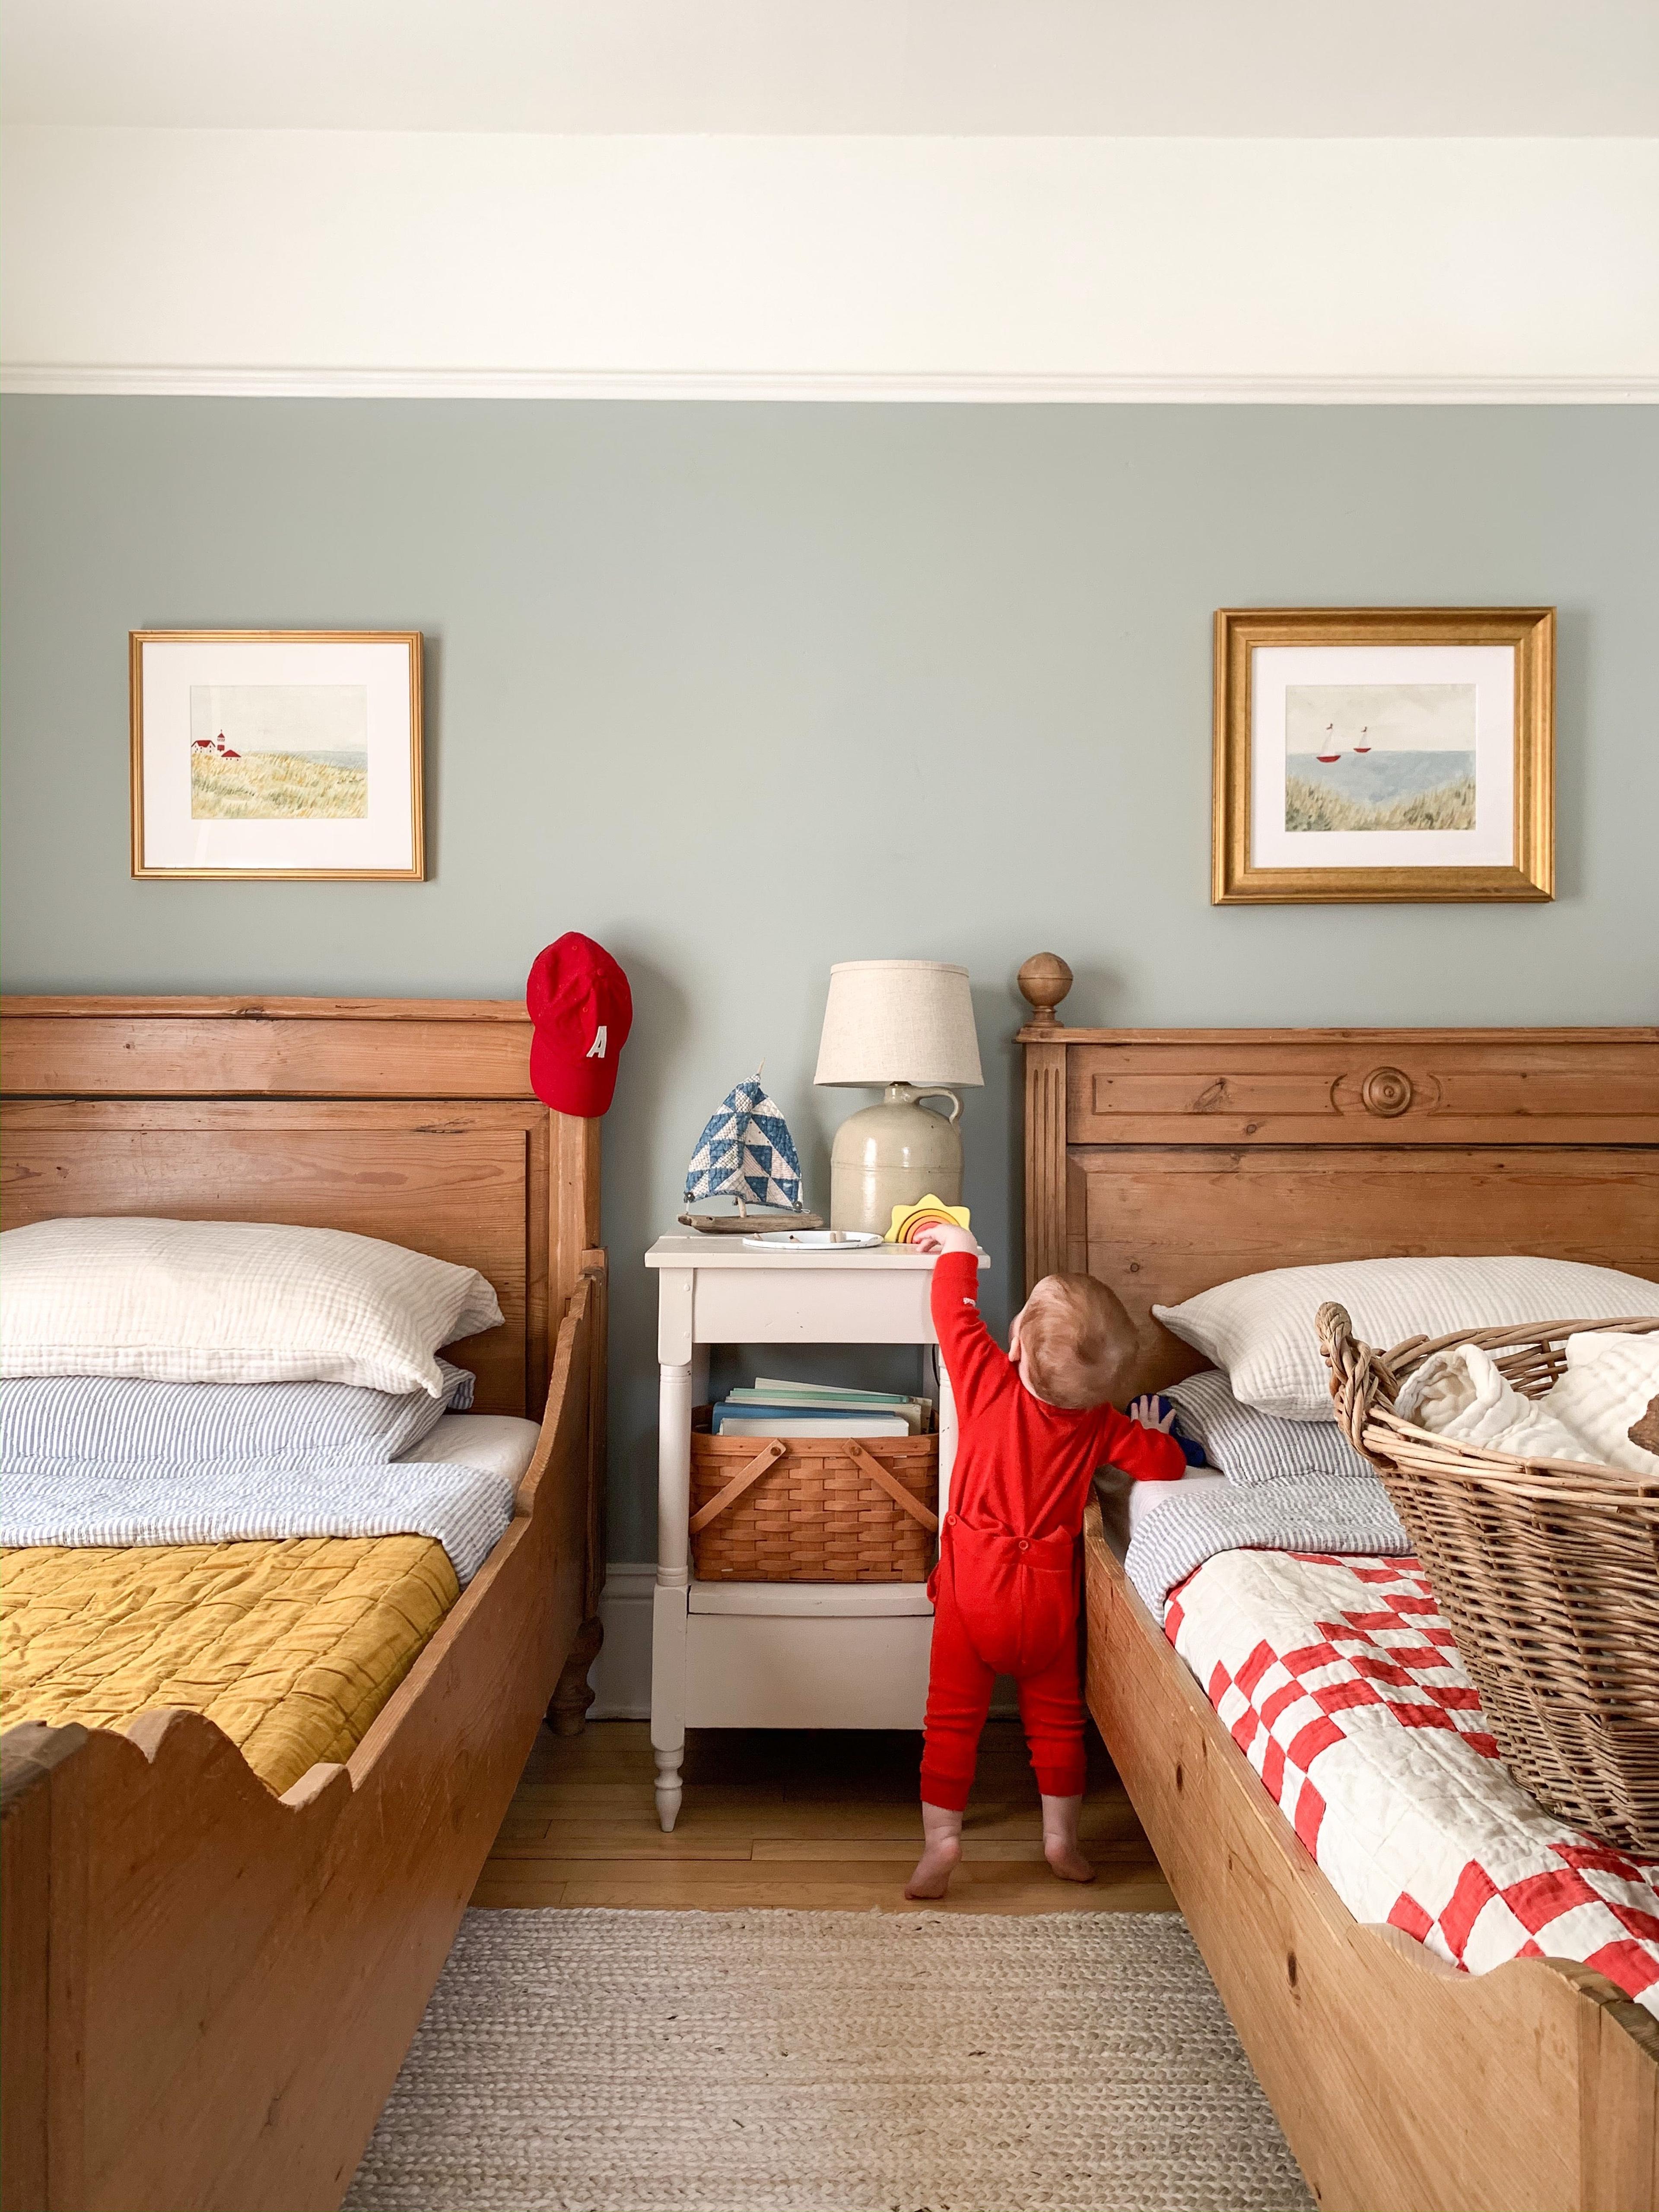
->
814, 962, 983, 1233
813, 962, 984, 1090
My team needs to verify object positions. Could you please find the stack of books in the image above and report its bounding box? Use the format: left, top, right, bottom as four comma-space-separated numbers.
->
710, 1377, 932, 1438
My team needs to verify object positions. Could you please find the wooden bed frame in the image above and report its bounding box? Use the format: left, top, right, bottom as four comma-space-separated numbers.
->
1015, 966, 1659, 2212
0, 997, 608, 2212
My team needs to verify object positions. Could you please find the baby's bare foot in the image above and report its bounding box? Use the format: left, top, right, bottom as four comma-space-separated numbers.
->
905, 1835, 962, 1899
1044, 1838, 1097, 1884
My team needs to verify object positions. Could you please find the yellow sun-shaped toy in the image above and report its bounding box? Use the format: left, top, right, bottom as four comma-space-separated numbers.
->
884, 1195, 972, 1245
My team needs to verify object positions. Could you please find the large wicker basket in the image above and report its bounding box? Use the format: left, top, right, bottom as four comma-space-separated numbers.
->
1317, 1303, 1659, 1851
689, 1424, 939, 1583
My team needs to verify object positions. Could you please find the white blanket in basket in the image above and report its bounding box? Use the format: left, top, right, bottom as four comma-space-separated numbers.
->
1396, 1329, 1659, 1475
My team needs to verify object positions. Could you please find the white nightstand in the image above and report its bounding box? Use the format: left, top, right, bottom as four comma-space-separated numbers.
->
645, 1233, 985, 1831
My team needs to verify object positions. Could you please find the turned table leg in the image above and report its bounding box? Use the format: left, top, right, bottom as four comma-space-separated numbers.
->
653, 1743, 684, 1834
651, 1578, 688, 1831
652, 1355, 693, 1831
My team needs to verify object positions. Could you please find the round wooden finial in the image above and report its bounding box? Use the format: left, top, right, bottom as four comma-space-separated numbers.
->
1017, 953, 1073, 1029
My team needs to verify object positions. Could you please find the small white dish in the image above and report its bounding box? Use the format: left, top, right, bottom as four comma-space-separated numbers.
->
741, 1230, 884, 1252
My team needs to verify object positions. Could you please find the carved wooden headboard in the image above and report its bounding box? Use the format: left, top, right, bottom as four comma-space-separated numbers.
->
1015, 958, 1659, 1396
0, 996, 601, 1419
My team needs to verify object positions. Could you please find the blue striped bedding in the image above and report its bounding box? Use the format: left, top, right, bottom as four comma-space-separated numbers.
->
0, 1364, 517, 1586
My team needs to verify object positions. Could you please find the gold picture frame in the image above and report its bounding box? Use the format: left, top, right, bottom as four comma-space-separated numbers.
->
130, 629, 425, 881
1212, 607, 1554, 905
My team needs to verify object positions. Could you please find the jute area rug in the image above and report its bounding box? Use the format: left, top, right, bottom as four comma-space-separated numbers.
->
346, 1908, 1312, 2212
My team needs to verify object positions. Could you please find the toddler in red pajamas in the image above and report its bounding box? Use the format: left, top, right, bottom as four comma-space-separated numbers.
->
905, 1223, 1185, 1899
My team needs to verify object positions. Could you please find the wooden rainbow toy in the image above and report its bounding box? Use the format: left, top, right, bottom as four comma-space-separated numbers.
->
884, 1195, 972, 1245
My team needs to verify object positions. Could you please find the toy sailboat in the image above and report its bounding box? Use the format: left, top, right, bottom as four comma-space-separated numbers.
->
679, 1075, 824, 1234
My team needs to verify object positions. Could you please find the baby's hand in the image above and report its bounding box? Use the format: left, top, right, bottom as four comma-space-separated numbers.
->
1127, 1394, 1176, 1433
909, 1222, 978, 1259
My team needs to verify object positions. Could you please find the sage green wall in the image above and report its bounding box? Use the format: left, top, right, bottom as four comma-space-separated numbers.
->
3, 400, 1655, 1557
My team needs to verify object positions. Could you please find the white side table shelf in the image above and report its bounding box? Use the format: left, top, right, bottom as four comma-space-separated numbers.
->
645, 1233, 985, 1831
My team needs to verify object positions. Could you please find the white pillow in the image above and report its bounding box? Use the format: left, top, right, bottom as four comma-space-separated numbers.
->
1154, 1256, 1659, 1422
0, 1217, 503, 1398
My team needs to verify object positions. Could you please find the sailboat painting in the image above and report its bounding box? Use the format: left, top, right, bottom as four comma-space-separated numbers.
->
1213, 607, 1554, 904
680, 1077, 824, 1233
1284, 683, 1476, 833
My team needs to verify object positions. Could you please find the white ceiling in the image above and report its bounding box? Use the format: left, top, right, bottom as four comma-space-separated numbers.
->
3, 0, 1655, 135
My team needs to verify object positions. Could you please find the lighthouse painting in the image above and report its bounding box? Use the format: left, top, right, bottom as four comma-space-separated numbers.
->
131, 629, 424, 880
1283, 683, 1476, 833
188, 683, 369, 820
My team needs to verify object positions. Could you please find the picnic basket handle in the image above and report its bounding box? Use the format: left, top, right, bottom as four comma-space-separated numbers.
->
842, 1439, 941, 1534
688, 1439, 788, 1536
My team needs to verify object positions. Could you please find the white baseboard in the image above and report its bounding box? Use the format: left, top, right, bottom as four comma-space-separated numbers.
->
586, 1562, 658, 1719
583, 1561, 1016, 1722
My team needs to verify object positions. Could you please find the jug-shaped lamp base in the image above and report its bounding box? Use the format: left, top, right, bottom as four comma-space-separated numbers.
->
828, 1084, 963, 1235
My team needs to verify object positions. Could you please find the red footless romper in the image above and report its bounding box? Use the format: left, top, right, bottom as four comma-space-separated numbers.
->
918, 1250, 1185, 1810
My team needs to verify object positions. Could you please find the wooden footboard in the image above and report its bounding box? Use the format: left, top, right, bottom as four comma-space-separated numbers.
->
1, 1262, 600, 2212
1084, 1506, 1659, 2212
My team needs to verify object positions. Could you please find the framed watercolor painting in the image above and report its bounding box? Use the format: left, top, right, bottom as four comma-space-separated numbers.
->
130, 630, 424, 880
1212, 607, 1554, 905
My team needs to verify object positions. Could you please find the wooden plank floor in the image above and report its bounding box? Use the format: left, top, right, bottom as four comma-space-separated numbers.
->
472, 1719, 1176, 1914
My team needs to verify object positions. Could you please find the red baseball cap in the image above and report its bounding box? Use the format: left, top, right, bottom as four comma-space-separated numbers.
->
525, 934, 632, 1117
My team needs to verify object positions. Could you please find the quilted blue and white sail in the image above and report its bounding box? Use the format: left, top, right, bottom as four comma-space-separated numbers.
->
684, 1078, 805, 1210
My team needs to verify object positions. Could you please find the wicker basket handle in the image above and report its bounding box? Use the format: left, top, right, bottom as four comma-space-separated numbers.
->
1316, 1300, 1396, 1457
842, 1440, 941, 1535
688, 1438, 788, 1535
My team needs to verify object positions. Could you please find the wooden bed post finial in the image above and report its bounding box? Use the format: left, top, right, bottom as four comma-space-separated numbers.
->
1017, 953, 1073, 1030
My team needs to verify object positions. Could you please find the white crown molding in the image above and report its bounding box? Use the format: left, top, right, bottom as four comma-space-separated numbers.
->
6, 363, 1656, 404
6, 132, 1656, 400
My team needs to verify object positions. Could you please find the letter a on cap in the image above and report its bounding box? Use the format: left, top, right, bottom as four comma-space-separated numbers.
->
526, 936, 632, 1116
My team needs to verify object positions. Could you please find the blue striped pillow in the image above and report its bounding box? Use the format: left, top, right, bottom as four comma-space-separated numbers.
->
1165, 1367, 1372, 1488
0, 1362, 475, 1471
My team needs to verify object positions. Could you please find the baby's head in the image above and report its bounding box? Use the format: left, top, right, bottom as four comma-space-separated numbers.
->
1009, 1272, 1137, 1411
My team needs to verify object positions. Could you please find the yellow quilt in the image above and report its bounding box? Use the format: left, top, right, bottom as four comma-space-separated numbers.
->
0, 1535, 459, 1795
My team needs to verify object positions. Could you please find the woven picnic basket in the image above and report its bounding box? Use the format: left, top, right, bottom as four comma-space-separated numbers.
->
689, 1420, 938, 1583
1316, 1303, 1659, 1851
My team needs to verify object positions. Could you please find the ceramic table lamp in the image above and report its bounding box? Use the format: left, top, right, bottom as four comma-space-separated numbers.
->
814, 960, 984, 1234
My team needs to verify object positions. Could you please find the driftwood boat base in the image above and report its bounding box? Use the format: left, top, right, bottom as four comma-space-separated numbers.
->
678, 1209, 825, 1234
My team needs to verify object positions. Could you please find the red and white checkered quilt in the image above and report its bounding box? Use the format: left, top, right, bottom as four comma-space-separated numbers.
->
1164, 1548, 1659, 2015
